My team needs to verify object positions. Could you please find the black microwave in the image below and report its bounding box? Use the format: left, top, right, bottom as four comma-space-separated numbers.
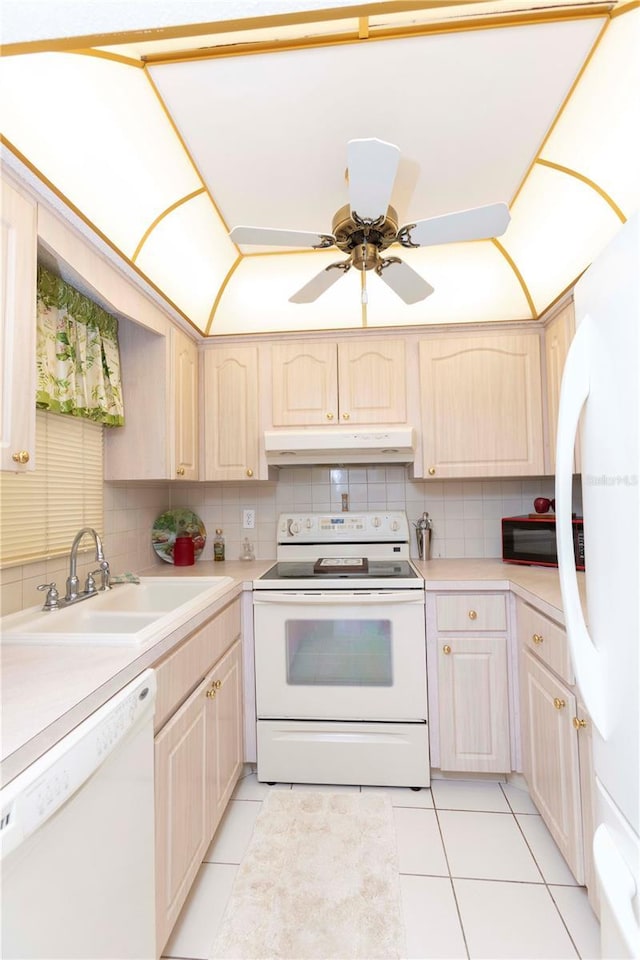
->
501, 515, 585, 570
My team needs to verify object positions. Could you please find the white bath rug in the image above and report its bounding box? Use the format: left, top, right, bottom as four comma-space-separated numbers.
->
209, 790, 406, 960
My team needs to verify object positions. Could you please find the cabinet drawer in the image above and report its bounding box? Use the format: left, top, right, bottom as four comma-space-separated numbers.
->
518, 600, 574, 684
154, 598, 241, 731
435, 594, 507, 632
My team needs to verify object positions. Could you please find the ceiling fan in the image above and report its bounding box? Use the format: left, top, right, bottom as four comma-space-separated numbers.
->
229, 138, 511, 305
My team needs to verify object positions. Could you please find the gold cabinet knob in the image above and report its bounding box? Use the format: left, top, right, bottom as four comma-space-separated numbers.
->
206, 687, 217, 699
326, 412, 334, 420
12, 450, 30, 464
428, 467, 436, 476
246, 468, 254, 478
176, 466, 185, 476
443, 644, 452, 654
468, 610, 477, 620
213, 679, 222, 690
553, 698, 566, 710
532, 633, 544, 645
342, 412, 350, 420
573, 716, 588, 729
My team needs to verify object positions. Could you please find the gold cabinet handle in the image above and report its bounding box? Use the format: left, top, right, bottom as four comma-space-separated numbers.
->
176, 466, 185, 476
532, 633, 544, 645
213, 679, 222, 690
443, 644, 452, 654
326, 412, 334, 420
573, 717, 588, 729
468, 610, 477, 620
553, 698, 566, 710
342, 412, 350, 420
246, 468, 254, 478
428, 467, 436, 476
12, 450, 30, 464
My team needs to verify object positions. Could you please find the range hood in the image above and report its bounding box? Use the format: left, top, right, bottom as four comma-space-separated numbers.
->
264, 427, 414, 465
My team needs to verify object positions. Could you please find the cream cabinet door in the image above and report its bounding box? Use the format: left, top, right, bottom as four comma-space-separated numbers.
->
522, 649, 584, 882
337, 339, 406, 424
203, 345, 260, 480
419, 333, 544, 478
171, 326, 199, 480
155, 672, 213, 952
544, 301, 579, 474
271, 341, 337, 425
437, 635, 511, 773
209, 639, 244, 831
1, 176, 37, 472
271, 338, 406, 426
576, 699, 598, 916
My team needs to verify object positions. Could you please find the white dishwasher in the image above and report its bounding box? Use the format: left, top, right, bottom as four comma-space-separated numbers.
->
1, 669, 157, 960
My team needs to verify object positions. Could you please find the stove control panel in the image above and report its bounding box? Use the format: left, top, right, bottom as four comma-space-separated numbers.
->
277, 512, 410, 543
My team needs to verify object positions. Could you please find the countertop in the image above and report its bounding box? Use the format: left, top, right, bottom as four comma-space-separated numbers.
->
1, 557, 584, 786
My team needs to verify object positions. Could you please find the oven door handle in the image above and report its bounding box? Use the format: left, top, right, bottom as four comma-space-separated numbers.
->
253, 591, 424, 605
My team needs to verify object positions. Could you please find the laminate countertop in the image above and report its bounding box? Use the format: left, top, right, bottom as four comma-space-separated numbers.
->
1, 558, 584, 786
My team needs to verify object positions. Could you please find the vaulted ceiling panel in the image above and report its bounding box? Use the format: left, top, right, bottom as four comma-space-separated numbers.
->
0, 52, 202, 255
134, 192, 238, 329
148, 17, 604, 240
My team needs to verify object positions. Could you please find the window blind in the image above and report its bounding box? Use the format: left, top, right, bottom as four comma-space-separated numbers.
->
0, 411, 103, 567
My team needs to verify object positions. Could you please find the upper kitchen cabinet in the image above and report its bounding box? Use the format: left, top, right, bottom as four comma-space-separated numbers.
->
105, 321, 199, 481
202, 345, 262, 481
271, 339, 406, 426
1, 175, 37, 472
171, 326, 199, 481
419, 332, 544, 478
543, 300, 579, 474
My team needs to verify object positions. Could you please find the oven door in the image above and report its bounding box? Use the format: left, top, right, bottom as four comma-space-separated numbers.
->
253, 590, 427, 721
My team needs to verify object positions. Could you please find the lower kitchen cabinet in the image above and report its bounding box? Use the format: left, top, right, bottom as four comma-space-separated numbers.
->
437, 634, 511, 773
153, 602, 243, 953
428, 592, 512, 774
521, 648, 583, 879
518, 599, 596, 893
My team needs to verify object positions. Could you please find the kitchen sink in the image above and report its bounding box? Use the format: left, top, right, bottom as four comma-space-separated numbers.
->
0, 576, 234, 645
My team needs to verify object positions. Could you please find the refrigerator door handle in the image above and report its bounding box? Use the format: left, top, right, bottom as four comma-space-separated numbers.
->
593, 823, 640, 959
555, 313, 606, 736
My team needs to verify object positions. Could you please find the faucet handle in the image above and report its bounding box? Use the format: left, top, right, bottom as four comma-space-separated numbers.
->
37, 582, 60, 610
95, 559, 111, 591
85, 571, 99, 594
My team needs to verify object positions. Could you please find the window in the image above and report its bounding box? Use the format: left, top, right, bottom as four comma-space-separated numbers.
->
0, 410, 103, 566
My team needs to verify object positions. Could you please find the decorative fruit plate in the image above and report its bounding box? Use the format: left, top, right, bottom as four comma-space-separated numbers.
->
152, 508, 207, 564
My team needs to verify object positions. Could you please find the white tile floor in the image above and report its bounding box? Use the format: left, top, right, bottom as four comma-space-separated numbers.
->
162, 772, 600, 960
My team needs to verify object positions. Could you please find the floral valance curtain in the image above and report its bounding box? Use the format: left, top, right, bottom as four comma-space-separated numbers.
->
36, 266, 125, 426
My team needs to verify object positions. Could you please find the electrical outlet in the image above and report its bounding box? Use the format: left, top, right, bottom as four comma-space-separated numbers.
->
242, 508, 256, 529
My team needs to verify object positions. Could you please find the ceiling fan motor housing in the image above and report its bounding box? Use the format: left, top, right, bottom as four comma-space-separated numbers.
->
331, 203, 399, 258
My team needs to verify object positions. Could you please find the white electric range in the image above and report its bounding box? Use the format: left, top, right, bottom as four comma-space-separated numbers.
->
252, 512, 429, 788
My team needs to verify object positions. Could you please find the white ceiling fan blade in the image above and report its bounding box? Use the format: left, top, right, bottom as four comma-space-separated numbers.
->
289, 262, 351, 304
347, 138, 400, 221
400, 202, 511, 247
230, 226, 334, 248
376, 258, 434, 304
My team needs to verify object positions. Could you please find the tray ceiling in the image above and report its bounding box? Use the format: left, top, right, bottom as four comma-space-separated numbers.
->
1, 0, 638, 336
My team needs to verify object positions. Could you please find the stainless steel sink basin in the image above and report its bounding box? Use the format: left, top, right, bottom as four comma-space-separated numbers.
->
1, 576, 234, 645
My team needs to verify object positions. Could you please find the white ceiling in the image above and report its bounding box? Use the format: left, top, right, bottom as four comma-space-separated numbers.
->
1, 1, 638, 336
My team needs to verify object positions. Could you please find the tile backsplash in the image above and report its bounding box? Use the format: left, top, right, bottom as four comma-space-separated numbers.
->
1, 467, 583, 616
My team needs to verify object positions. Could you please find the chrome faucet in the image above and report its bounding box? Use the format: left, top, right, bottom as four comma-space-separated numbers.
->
65, 527, 111, 602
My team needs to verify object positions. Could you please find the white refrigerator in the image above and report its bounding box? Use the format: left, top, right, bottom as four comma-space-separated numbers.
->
555, 212, 639, 959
